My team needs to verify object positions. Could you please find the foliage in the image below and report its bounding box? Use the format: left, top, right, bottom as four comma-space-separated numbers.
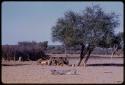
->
52, 5, 119, 48
2, 41, 48, 61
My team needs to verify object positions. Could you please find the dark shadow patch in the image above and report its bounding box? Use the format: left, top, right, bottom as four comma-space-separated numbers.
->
116, 81, 123, 83
86, 63, 123, 67
104, 72, 112, 73
90, 55, 123, 58
2, 64, 30, 66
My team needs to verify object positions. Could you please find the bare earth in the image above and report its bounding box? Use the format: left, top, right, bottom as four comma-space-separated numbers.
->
2, 55, 124, 84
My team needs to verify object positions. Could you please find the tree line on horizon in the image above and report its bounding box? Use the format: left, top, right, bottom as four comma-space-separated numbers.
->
2, 41, 49, 61
2, 39, 123, 61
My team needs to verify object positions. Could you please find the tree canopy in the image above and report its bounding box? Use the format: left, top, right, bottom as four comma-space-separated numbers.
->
51, 5, 120, 48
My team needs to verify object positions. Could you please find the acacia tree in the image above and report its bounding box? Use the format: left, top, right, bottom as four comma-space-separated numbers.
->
52, 5, 119, 66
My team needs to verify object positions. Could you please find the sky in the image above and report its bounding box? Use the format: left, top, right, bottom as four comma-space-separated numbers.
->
2, 1, 123, 45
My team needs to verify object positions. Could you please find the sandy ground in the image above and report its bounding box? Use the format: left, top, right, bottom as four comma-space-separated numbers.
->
1, 56, 124, 84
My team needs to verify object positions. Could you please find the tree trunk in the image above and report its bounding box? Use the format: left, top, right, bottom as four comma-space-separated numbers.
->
84, 50, 92, 64
64, 45, 67, 57
77, 43, 85, 66
83, 44, 94, 66
110, 44, 118, 63
111, 46, 118, 60
78, 57, 84, 66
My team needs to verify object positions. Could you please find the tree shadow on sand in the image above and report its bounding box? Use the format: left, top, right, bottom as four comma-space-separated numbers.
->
2, 64, 31, 66
86, 63, 123, 67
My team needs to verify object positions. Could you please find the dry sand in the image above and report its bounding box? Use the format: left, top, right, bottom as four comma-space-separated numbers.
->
2, 56, 124, 84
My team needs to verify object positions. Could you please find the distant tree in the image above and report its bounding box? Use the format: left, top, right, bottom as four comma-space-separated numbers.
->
17, 41, 48, 61
110, 32, 123, 57
2, 41, 49, 61
97, 31, 115, 54
116, 32, 123, 49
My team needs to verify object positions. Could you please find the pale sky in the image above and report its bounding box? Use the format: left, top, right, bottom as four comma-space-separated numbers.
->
2, 1, 123, 45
